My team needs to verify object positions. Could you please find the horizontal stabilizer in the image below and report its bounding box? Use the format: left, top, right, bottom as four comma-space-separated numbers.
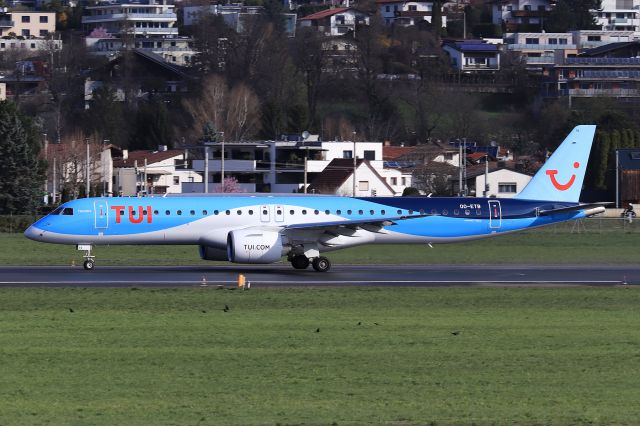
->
538, 202, 611, 216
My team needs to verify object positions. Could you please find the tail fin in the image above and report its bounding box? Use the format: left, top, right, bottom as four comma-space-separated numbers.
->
515, 125, 596, 202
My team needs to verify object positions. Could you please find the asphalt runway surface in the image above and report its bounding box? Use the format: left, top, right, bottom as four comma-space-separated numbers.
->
0, 264, 638, 288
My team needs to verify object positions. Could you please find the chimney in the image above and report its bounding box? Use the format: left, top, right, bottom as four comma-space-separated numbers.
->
123, 149, 129, 160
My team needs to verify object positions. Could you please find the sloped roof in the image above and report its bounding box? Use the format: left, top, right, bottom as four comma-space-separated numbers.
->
300, 7, 349, 21
444, 40, 499, 53
618, 148, 640, 170
580, 41, 639, 57
308, 158, 395, 194
463, 161, 535, 179
113, 149, 183, 168
383, 145, 417, 161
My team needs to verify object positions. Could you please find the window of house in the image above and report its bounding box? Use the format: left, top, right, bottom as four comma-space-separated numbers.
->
525, 38, 539, 44
588, 35, 601, 41
549, 38, 557, 44
408, 5, 417, 11
22, 15, 30, 23
393, 5, 398, 11
342, 150, 353, 159
498, 183, 517, 193
39, 30, 48, 37
30, 43, 35, 49
524, 5, 531, 10
391, 177, 397, 185
538, 5, 545, 10
444, 153, 454, 160
359, 181, 369, 191
173, 176, 180, 185
385, 5, 390, 12
559, 39, 568, 44
22, 29, 30, 37
40, 15, 48, 23
401, 177, 407, 185
364, 150, 375, 160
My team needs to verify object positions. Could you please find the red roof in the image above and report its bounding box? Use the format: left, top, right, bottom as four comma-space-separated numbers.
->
300, 7, 349, 21
467, 152, 487, 161
383, 145, 417, 161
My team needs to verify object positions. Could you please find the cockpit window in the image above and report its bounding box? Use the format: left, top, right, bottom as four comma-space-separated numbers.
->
50, 207, 63, 215
62, 208, 74, 215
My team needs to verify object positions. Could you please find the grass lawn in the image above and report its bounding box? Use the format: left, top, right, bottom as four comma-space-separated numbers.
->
0, 287, 639, 425
2, 219, 640, 265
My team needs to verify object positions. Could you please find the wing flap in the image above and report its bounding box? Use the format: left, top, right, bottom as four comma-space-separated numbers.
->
284, 215, 422, 231
539, 202, 611, 216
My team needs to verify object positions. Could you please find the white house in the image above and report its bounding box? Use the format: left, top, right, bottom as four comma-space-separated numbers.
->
299, 7, 369, 37
504, 32, 576, 67
462, 164, 532, 198
377, 0, 446, 27
442, 40, 500, 72
491, 0, 552, 32
593, 0, 640, 32
307, 158, 396, 196
112, 148, 202, 196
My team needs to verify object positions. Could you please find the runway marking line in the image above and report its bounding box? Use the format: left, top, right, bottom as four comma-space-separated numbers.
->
0, 280, 626, 285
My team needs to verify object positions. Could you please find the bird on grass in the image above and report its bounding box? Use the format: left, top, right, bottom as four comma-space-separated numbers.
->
68, 308, 74, 313
201, 310, 207, 314
315, 328, 320, 333
451, 331, 460, 336
357, 322, 361, 326
223, 305, 230, 312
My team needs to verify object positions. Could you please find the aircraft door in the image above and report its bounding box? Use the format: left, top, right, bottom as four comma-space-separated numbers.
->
488, 200, 501, 229
275, 205, 284, 223
260, 205, 270, 223
94, 200, 109, 229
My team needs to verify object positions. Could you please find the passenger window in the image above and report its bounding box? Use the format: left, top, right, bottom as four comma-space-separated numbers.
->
325, 210, 330, 215
249, 210, 254, 215
302, 210, 307, 215
237, 210, 242, 215
165, 210, 170, 215
290, 209, 295, 215
177, 210, 182, 215
190, 210, 195, 215
203, 210, 208, 215
276, 209, 282, 215
465, 209, 470, 216
370, 210, 374, 215
431, 209, 437, 215
214, 210, 219, 215
225, 210, 231, 215
397, 210, 402, 215
154, 210, 159, 215
337, 209, 342, 215
314, 210, 319, 215
347, 210, 352, 215
454, 209, 459, 216
62, 208, 73, 215
409, 210, 414, 215
358, 210, 363, 215
419, 209, 425, 215
262, 209, 268, 215
381, 209, 386, 215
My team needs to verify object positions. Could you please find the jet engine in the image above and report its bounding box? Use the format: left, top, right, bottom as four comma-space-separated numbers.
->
226, 228, 285, 264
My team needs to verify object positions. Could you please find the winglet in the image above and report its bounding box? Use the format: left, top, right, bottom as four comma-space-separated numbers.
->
515, 125, 596, 202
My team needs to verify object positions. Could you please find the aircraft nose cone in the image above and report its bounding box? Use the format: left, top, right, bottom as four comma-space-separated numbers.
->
24, 225, 45, 241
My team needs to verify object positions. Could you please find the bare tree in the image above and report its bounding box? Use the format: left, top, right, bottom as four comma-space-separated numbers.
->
226, 83, 260, 141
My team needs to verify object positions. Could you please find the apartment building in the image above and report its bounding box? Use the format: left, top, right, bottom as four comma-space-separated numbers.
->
491, 0, 552, 32
376, 0, 447, 27
594, 0, 640, 32
299, 7, 369, 37
505, 32, 576, 68
183, 4, 297, 36
82, 0, 178, 38
442, 39, 501, 72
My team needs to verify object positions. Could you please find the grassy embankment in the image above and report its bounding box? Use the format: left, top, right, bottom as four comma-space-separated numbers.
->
0, 287, 639, 425
1, 218, 639, 265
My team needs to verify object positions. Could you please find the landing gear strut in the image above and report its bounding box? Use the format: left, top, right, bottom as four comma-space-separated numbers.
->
291, 255, 310, 270
78, 244, 95, 270
312, 256, 331, 273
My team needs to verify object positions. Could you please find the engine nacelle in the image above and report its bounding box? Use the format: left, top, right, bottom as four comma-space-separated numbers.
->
199, 245, 229, 261
227, 228, 284, 264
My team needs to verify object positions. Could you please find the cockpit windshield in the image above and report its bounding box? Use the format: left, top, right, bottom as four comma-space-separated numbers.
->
50, 207, 74, 216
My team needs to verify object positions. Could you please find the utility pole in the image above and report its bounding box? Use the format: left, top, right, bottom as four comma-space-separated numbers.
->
85, 138, 90, 198
483, 154, 489, 197
616, 149, 620, 209
352, 132, 357, 197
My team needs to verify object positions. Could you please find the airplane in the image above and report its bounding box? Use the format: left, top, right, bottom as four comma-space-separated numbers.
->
25, 125, 606, 272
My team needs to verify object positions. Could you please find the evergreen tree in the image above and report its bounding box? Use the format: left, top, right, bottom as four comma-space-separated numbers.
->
545, 0, 601, 32
595, 131, 610, 190
0, 101, 45, 214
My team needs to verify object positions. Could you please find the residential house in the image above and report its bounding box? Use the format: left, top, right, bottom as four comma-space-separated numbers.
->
112, 148, 201, 196
0, 10, 55, 38
490, 0, 552, 33
377, 0, 446, 27
442, 39, 500, 72
504, 32, 576, 70
86, 35, 196, 66
456, 162, 533, 198
183, 4, 297, 36
593, 0, 640, 32
307, 158, 396, 196
572, 30, 636, 50
299, 7, 369, 37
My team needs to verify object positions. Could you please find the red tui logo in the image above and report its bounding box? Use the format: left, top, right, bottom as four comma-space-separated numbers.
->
111, 205, 152, 224
546, 162, 580, 191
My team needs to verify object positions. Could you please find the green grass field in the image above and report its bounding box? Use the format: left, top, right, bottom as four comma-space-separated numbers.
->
2, 218, 639, 265
1, 287, 639, 425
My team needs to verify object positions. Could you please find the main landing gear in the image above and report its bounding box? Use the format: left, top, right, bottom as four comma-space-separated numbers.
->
78, 244, 95, 270
289, 254, 331, 272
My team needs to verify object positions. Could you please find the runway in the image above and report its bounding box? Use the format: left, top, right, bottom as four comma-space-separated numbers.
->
0, 264, 638, 287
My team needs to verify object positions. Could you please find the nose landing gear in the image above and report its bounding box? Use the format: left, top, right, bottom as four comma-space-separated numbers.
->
77, 244, 95, 270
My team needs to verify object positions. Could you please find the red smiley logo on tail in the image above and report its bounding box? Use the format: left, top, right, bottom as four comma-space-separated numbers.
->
546, 162, 580, 191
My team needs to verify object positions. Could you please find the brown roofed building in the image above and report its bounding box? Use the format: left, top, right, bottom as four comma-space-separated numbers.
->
308, 158, 396, 196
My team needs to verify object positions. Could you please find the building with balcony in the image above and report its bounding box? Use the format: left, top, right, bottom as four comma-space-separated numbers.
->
299, 7, 369, 37
86, 35, 195, 66
0, 10, 55, 38
377, 0, 446, 27
593, 0, 640, 32
491, 0, 552, 32
505, 32, 576, 69
442, 39, 500, 72
183, 4, 297, 36
81, 0, 178, 38
572, 30, 636, 50
543, 41, 640, 103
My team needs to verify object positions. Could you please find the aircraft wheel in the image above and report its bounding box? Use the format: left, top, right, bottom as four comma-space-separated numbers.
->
312, 256, 331, 272
83, 259, 95, 271
291, 255, 310, 270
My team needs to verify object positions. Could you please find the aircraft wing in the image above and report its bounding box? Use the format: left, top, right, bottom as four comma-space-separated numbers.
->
284, 215, 422, 231
538, 202, 611, 216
